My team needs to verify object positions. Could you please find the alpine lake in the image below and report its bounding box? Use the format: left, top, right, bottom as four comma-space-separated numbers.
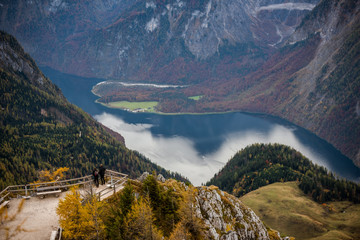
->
42, 67, 360, 186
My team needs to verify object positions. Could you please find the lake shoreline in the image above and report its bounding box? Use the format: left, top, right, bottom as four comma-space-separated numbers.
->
95, 98, 273, 116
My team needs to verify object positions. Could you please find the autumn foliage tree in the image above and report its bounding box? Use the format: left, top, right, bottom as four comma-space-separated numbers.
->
34, 167, 69, 183
56, 187, 105, 240
124, 198, 162, 240
56, 175, 211, 239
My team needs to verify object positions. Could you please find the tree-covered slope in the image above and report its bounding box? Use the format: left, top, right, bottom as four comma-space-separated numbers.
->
207, 143, 360, 203
0, 31, 185, 189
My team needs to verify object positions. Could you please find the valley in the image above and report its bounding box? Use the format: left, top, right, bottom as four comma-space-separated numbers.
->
43, 67, 360, 185
1, 0, 359, 167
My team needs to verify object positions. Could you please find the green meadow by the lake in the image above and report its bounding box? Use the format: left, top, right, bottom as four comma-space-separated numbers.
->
188, 95, 203, 101
100, 101, 158, 112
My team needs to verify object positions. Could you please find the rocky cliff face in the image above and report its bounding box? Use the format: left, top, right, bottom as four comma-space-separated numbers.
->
194, 185, 272, 239
0, 30, 63, 98
183, 0, 318, 58
0, 0, 137, 72
136, 173, 283, 239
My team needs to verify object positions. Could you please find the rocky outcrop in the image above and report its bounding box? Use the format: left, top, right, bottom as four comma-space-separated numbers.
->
194, 186, 271, 240
183, 0, 318, 59
138, 172, 150, 182
0, 31, 61, 96
157, 174, 166, 183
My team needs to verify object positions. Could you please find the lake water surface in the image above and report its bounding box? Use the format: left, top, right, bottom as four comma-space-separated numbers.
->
42, 67, 360, 185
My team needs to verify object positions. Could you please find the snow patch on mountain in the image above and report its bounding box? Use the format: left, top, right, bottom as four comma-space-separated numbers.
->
256, 3, 316, 12
146, 1, 156, 9
145, 17, 159, 32
48, 0, 67, 13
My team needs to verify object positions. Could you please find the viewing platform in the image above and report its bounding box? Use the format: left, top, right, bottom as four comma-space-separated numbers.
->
0, 170, 127, 240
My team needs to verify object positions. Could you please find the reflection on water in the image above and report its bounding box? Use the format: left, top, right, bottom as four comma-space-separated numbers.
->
94, 112, 351, 186
42, 67, 360, 186
95, 113, 212, 184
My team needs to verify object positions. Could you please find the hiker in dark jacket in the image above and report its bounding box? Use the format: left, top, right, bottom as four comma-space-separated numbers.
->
93, 168, 99, 187
99, 164, 106, 185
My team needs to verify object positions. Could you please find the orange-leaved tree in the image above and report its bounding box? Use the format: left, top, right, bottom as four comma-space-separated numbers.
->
56, 186, 105, 240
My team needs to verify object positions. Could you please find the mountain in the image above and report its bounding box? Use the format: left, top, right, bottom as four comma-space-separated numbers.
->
1, 0, 359, 169
206, 143, 360, 203
0, 31, 186, 189
0, 0, 318, 80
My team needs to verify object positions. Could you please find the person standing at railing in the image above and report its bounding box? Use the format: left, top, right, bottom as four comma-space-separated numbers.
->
93, 168, 99, 187
99, 164, 106, 185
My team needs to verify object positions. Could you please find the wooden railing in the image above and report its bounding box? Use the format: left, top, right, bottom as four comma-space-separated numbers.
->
0, 175, 93, 201
0, 170, 128, 203
0, 170, 128, 240
96, 170, 128, 200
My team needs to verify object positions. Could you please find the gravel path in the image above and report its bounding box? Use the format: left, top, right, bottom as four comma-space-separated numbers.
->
0, 193, 65, 240
0, 184, 122, 240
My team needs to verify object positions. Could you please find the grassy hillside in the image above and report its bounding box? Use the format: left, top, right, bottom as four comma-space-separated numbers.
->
241, 182, 360, 240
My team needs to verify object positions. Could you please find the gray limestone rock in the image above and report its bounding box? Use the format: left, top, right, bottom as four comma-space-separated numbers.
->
138, 172, 150, 182
194, 186, 270, 240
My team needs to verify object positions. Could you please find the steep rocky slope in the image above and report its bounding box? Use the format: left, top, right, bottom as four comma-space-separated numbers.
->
0, 0, 137, 71
287, 0, 360, 166
232, 0, 360, 167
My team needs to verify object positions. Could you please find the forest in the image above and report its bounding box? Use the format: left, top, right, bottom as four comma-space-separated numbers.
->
57, 174, 204, 240
207, 143, 360, 203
